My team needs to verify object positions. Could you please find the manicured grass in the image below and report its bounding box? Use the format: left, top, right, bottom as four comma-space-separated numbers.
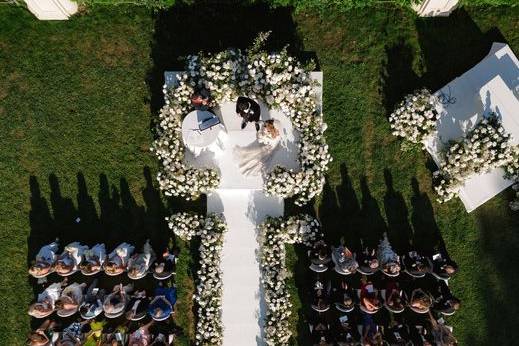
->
0, 3, 518, 346
0, 6, 199, 345
288, 5, 519, 346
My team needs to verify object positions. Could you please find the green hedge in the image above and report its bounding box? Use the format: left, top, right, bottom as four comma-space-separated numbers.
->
460, 0, 517, 6
265, 0, 516, 12
75, 0, 517, 10
77, 0, 175, 9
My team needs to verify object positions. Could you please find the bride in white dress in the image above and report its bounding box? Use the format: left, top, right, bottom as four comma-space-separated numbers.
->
234, 119, 281, 176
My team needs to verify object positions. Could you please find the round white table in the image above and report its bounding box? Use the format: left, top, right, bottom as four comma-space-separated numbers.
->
181, 110, 224, 156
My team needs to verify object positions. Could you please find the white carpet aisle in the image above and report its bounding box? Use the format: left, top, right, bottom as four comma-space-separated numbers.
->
164, 71, 323, 345
208, 190, 283, 346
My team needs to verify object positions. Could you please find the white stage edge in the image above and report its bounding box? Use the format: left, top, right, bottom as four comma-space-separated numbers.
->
425, 42, 519, 212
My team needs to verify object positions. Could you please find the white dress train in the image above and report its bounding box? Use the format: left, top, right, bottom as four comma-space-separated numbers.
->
233, 120, 281, 176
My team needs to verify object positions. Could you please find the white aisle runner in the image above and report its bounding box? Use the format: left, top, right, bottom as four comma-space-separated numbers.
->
208, 190, 284, 346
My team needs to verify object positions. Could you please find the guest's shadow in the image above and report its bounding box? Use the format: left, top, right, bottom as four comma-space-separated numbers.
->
26, 167, 204, 333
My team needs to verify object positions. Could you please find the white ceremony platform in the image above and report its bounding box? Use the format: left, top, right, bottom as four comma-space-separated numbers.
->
424, 42, 519, 212
165, 71, 323, 345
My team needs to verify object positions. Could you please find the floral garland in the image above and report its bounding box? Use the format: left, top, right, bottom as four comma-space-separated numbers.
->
434, 115, 517, 203
258, 214, 322, 345
168, 212, 227, 345
153, 33, 331, 205
389, 88, 440, 146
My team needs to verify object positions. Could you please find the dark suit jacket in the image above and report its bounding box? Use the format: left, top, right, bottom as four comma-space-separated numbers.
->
236, 96, 261, 123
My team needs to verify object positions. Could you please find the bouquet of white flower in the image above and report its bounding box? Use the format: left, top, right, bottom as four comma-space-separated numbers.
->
389, 88, 440, 146
434, 114, 517, 203
258, 214, 322, 345
168, 212, 227, 345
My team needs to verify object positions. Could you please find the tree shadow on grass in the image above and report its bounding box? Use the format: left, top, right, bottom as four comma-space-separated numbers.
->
379, 39, 420, 116
383, 169, 413, 254
473, 198, 519, 345
380, 8, 507, 117
409, 177, 447, 258
415, 8, 507, 93
27, 167, 203, 332
147, 0, 316, 116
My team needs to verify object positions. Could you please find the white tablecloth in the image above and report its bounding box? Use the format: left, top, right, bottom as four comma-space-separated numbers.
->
181, 110, 224, 156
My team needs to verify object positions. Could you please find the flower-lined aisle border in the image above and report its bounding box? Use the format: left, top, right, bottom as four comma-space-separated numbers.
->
433, 115, 519, 202
152, 33, 331, 205
168, 212, 227, 345
258, 214, 322, 345
390, 90, 519, 206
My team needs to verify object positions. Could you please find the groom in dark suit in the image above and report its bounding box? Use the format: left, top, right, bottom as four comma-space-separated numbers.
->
236, 96, 261, 131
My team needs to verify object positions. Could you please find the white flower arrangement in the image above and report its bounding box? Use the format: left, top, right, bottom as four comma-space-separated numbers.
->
433, 114, 518, 203
153, 33, 331, 205
389, 88, 440, 145
258, 214, 322, 345
168, 212, 227, 345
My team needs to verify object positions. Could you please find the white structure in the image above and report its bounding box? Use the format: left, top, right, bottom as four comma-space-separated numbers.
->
24, 0, 78, 20
412, 0, 459, 17
424, 43, 519, 212
165, 71, 323, 345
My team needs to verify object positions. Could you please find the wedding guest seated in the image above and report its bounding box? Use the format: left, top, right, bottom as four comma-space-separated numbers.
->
103, 284, 133, 319
80, 280, 105, 320
360, 313, 384, 346
409, 288, 433, 314
29, 282, 63, 318
309, 319, 332, 346
148, 284, 177, 321
56, 320, 89, 346
312, 290, 330, 312
402, 250, 431, 278
384, 321, 412, 346
29, 240, 59, 278
26, 319, 60, 346
430, 252, 458, 280
383, 281, 407, 314
190, 87, 211, 110
333, 280, 356, 313
356, 246, 379, 275
128, 320, 154, 346
104, 242, 135, 276
431, 281, 461, 316
55, 282, 87, 317
153, 247, 178, 280
126, 290, 150, 321
100, 322, 129, 346
335, 314, 360, 346
332, 239, 358, 275
377, 234, 401, 277
54, 242, 88, 276
359, 277, 382, 314
309, 240, 331, 273
80, 243, 106, 276
83, 319, 107, 346
428, 313, 457, 345
128, 240, 156, 280
236, 96, 261, 131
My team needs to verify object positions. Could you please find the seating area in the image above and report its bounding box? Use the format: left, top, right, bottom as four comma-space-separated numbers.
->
26, 240, 179, 345
305, 236, 459, 345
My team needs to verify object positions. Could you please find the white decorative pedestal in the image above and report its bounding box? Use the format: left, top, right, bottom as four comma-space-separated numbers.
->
412, 0, 459, 17
24, 0, 78, 20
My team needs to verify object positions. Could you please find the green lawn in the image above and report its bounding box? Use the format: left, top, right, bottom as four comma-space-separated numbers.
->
0, 3, 518, 346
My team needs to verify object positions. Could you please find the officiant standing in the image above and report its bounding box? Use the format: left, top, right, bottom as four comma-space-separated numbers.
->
236, 96, 261, 131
